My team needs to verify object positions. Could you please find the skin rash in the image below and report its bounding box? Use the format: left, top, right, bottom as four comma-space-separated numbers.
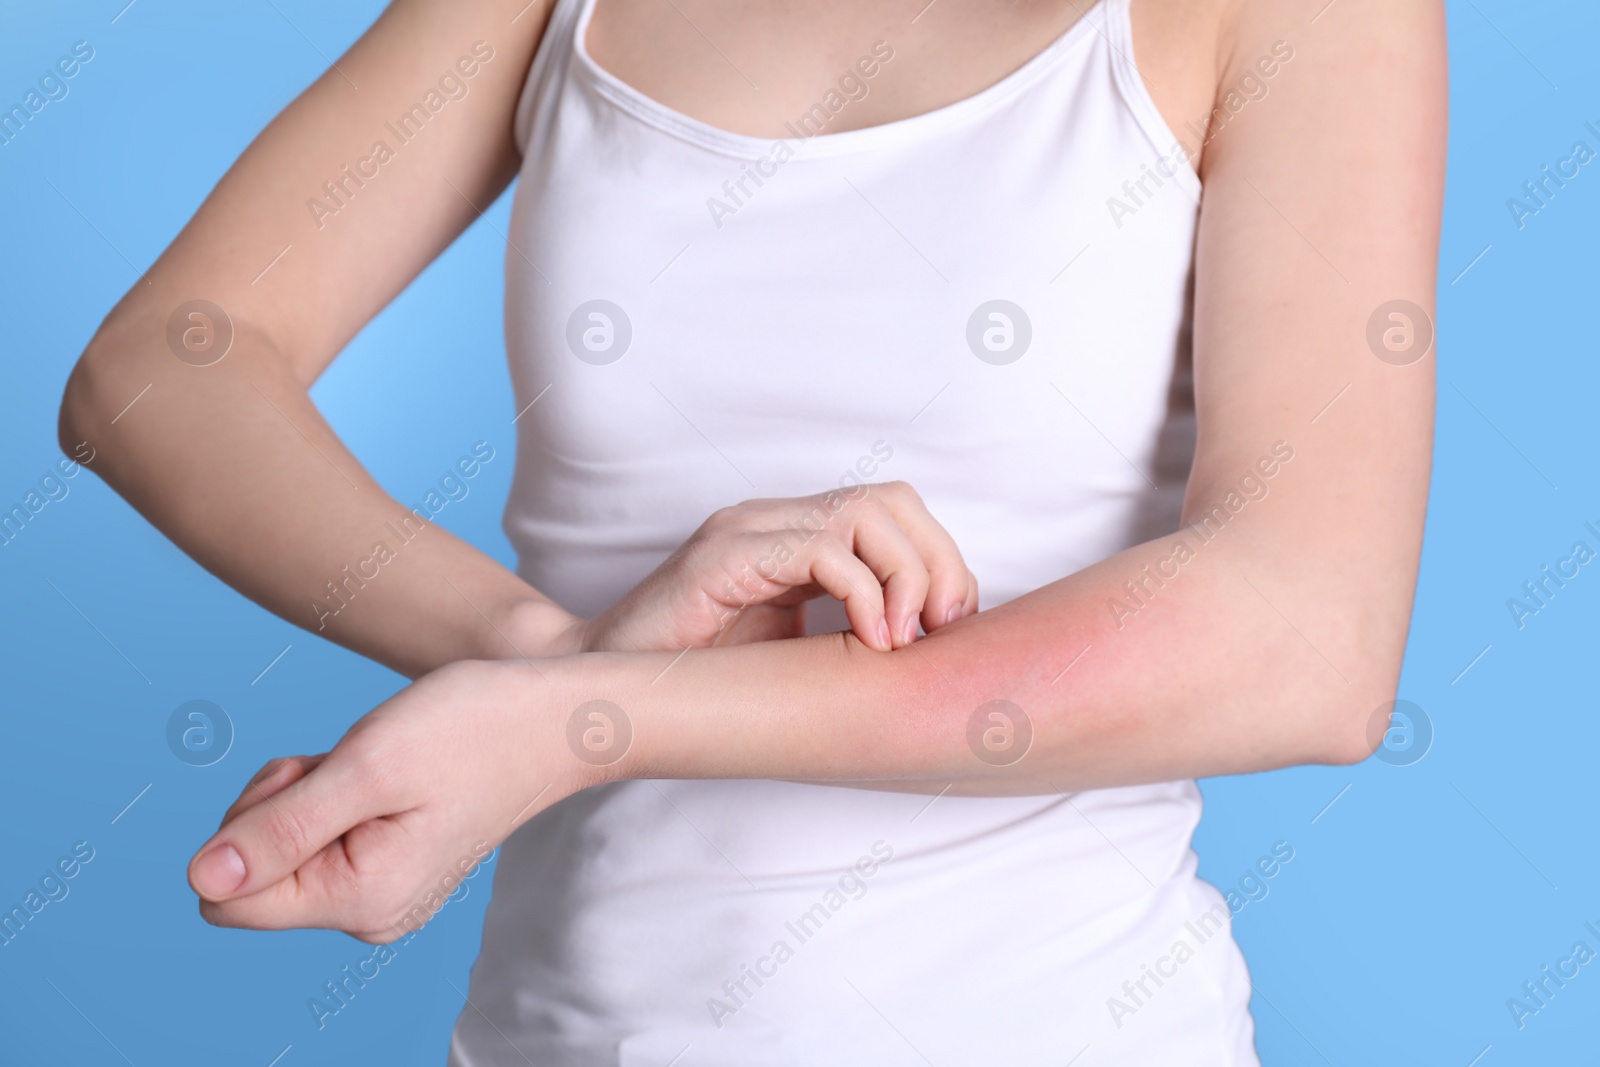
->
545, 515, 1376, 800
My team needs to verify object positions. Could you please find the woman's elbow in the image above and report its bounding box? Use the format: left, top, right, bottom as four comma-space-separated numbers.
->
56, 326, 144, 468
58, 348, 100, 459
1267, 588, 1417, 768
1314, 663, 1410, 767
57, 302, 197, 463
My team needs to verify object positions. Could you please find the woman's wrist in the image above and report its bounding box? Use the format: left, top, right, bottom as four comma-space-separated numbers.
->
524, 631, 950, 791
493, 595, 591, 659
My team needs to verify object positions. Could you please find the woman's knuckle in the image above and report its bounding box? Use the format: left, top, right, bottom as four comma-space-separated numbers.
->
806, 536, 841, 565
713, 502, 761, 529
247, 758, 285, 787
345, 747, 405, 808
883, 480, 924, 506
260, 805, 309, 858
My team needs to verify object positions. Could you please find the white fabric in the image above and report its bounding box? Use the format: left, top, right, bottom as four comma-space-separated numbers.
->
452, 0, 1257, 1062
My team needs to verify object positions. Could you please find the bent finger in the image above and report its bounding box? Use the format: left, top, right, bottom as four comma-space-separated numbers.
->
871, 484, 976, 633
802, 538, 894, 651
844, 506, 931, 648
219, 754, 327, 829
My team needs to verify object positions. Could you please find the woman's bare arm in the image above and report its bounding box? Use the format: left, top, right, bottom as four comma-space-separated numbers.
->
57, 0, 576, 679
186, 0, 1447, 935
59, 0, 976, 676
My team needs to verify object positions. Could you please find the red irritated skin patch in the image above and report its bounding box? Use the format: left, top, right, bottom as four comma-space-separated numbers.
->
565, 473, 1397, 798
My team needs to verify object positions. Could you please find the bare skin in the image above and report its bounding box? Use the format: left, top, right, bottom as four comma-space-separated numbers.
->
58, 0, 1446, 939
585, 0, 1220, 141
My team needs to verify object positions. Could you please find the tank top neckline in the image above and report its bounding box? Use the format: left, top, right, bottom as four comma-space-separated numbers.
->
569, 0, 1116, 159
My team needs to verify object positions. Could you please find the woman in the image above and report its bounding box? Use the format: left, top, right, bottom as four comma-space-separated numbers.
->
59, 0, 1444, 1061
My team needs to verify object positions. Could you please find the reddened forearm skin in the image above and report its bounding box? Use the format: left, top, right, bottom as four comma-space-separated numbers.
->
549, 518, 1398, 799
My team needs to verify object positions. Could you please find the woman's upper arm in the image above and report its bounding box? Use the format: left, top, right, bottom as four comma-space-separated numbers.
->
96, 0, 553, 384
1184, 0, 1446, 698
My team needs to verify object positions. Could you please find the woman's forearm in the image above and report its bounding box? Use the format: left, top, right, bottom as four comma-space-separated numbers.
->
60, 313, 579, 679
55, 0, 568, 681
549, 510, 1404, 796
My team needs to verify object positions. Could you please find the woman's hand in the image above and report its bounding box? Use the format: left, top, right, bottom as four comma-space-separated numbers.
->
575, 481, 978, 654
181, 483, 977, 937
186, 661, 586, 942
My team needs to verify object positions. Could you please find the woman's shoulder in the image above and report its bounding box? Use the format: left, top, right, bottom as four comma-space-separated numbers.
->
1129, 0, 1238, 171
1133, 0, 1445, 177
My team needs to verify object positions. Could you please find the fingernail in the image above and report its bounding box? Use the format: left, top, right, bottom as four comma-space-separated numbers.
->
875, 617, 893, 650
945, 604, 960, 626
193, 843, 246, 899
902, 616, 918, 644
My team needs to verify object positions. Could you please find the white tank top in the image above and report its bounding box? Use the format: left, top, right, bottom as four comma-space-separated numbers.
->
453, 0, 1258, 1062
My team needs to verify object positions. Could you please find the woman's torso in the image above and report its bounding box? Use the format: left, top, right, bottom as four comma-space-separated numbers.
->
452, 0, 1256, 1062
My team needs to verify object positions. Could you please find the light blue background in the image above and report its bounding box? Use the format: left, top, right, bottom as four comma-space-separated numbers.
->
0, 1, 1594, 1064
